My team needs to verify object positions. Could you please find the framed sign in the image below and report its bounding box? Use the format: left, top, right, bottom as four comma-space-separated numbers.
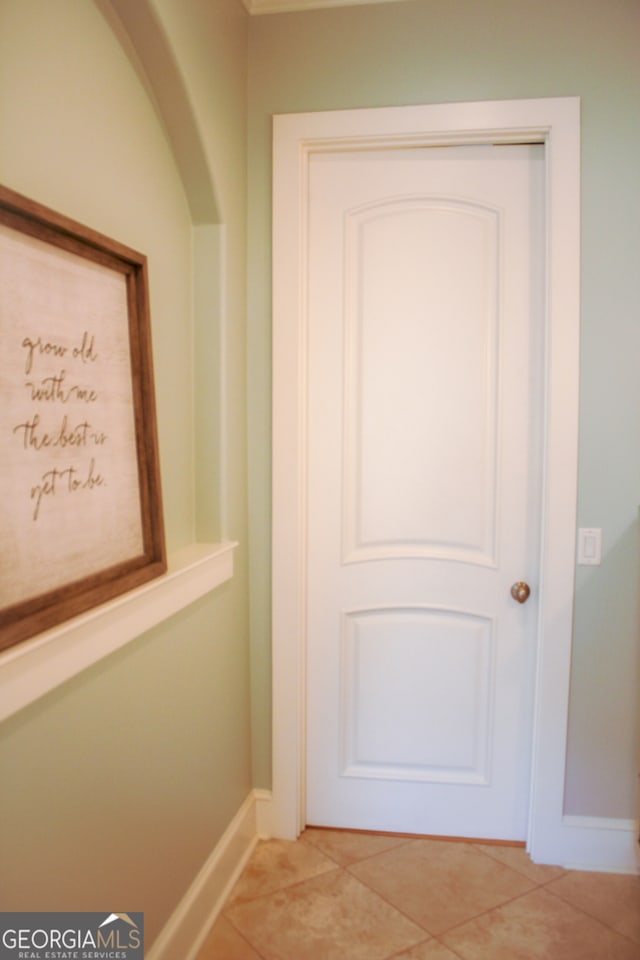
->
0, 185, 166, 651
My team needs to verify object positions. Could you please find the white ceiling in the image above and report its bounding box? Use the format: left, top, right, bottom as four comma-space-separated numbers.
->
243, 0, 408, 14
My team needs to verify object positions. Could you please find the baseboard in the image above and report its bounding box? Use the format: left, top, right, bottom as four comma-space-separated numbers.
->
146, 790, 260, 960
255, 787, 274, 839
256, 789, 638, 874
260, 789, 638, 875
531, 814, 640, 874
558, 815, 640, 873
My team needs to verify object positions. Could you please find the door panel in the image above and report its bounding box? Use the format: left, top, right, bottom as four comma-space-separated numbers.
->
341, 607, 493, 784
344, 197, 499, 564
306, 144, 544, 840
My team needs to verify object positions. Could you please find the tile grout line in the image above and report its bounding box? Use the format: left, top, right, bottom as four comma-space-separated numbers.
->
222, 911, 271, 960
433, 880, 640, 955
382, 932, 469, 960
222, 862, 343, 910
341, 859, 445, 938
339, 839, 551, 940
224, 859, 434, 959
301, 829, 417, 867
380, 935, 441, 960
469, 840, 570, 883
207, 834, 640, 958
226, 849, 444, 958
432, 884, 551, 941
300, 837, 557, 946
538, 881, 640, 948
225, 836, 449, 957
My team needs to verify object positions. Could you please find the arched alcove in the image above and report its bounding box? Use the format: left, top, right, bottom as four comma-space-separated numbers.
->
97, 0, 220, 225
97, 0, 227, 542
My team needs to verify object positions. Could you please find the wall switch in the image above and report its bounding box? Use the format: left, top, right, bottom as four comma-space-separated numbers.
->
578, 527, 602, 565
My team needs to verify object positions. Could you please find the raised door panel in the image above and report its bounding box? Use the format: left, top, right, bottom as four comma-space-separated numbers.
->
344, 199, 499, 566
341, 607, 494, 784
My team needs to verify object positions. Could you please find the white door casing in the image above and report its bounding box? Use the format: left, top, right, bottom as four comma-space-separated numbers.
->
305, 143, 543, 840
270, 98, 580, 864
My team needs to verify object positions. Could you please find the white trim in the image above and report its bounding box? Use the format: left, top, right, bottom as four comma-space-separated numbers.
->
146, 790, 260, 960
272, 98, 583, 860
556, 817, 640, 874
255, 787, 275, 839
0, 541, 237, 722
243, 0, 410, 15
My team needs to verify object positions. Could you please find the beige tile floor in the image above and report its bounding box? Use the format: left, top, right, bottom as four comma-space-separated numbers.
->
197, 828, 640, 959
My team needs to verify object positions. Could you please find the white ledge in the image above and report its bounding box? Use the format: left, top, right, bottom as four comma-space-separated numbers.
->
0, 541, 237, 723
242, 0, 411, 15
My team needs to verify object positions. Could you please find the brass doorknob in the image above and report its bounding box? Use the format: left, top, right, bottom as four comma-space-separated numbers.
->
511, 581, 531, 604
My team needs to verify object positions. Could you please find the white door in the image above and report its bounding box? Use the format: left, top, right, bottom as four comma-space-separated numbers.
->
305, 143, 544, 841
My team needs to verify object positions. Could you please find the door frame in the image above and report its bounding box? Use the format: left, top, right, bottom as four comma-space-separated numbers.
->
269, 97, 580, 864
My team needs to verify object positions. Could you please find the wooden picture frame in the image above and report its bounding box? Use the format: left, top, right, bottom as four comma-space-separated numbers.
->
0, 185, 166, 651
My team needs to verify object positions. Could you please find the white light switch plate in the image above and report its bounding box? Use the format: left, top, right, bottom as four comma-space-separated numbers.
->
578, 527, 602, 565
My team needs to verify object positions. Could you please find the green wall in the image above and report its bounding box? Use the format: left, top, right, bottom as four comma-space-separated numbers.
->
0, 0, 251, 947
247, 0, 640, 817
1, 1, 638, 943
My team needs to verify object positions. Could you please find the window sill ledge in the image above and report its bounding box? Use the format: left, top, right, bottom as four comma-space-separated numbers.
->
0, 541, 237, 723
